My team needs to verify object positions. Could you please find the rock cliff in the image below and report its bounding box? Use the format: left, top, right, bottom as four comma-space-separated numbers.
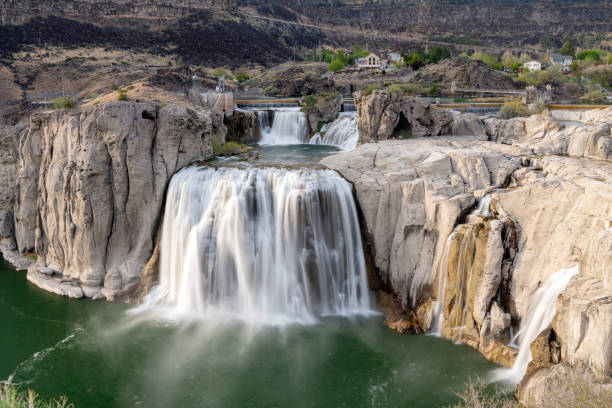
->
322, 104, 612, 406
2, 101, 217, 300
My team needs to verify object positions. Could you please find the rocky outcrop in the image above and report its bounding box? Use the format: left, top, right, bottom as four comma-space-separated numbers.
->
302, 93, 342, 134
5, 101, 216, 299
354, 91, 455, 144
485, 108, 612, 160
322, 106, 612, 391
225, 109, 263, 144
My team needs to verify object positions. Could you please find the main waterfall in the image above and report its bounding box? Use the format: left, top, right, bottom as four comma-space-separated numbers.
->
148, 165, 372, 325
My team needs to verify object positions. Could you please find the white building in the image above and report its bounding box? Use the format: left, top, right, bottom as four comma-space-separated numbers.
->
523, 60, 542, 72
549, 53, 573, 67
358, 53, 381, 69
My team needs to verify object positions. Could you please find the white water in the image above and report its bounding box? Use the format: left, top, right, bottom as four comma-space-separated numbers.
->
309, 112, 359, 150
430, 232, 456, 336
146, 166, 373, 325
259, 108, 309, 145
493, 266, 579, 383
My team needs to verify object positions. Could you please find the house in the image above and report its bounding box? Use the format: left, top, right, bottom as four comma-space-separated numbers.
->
386, 52, 403, 63
358, 53, 381, 69
549, 53, 573, 67
549, 53, 573, 72
523, 60, 542, 72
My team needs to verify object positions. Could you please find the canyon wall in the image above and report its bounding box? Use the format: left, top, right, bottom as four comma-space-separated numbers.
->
323, 93, 612, 406
1, 101, 218, 300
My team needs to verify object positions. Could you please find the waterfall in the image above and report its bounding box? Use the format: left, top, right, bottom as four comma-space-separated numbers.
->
309, 113, 359, 150
148, 166, 373, 325
256, 110, 270, 133
430, 197, 491, 337
259, 108, 309, 145
493, 266, 579, 383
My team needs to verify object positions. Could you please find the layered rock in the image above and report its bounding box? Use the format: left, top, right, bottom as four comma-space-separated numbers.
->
5, 101, 216, 299
301, 93, 342, 134
322, 105, 612, 401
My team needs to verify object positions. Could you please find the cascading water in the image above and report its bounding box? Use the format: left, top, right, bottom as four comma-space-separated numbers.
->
493, 266, 579, 383
259, 108, 309, 145
147, 165, 373, 325
430, 197, 492, 338
309, 113, 359, 150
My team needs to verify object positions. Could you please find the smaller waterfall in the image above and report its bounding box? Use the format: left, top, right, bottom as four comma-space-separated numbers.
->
430, 197, 491, 337
309, 113, 359, 150
259, 108, 309, 145
430, 232, 456, 336
493, 266, 579, 383
256, 111, 270, 133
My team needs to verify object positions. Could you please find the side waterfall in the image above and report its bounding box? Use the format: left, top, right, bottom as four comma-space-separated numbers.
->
259, 108, 309, 145
495, 266, 579, 382
148, 166, 372, 325
430, 197, 491, 338
309, 113, 359, 150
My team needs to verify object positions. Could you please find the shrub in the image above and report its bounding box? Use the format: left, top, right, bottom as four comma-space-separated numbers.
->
235, 69, 250, 83
387, 83, 404, 94
301, 95, 317, 113
212, 140, 250, 156
577, 49, 608, 62
364, 84, 382, 96
581, 90, 605, 103
451, 377, 518, 408
499, 97, 529, 118
470, 52, 503, 70
111, 83, 119, 90
214, 68, 225, 78
117, 89, 128, 101
328, 59, 345, 72
429, 84, 440, 96
53, 96, 75, 109
0, 384, 74, 408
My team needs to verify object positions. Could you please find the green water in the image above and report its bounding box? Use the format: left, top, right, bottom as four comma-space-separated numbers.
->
0, 258, 499, 408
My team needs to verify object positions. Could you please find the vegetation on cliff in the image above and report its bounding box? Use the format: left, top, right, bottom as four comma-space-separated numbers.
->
0, 385, 73, 408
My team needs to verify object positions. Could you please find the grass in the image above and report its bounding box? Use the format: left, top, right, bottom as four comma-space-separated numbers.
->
211, 135, 251, 157
0, 385, 73, 408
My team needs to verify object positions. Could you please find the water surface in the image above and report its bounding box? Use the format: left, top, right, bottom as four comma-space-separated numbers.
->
0, 259, 499, 408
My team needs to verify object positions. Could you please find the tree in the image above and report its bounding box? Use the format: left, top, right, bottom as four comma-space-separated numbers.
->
405, 50, 426, 70
235, 69, 250, 83
328, 59, 345, 72
560, 41, 575, 57
428, 46, 450, 64
501, 51, 519, 70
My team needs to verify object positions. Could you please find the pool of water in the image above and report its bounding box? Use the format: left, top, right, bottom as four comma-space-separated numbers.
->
215, 144, 340, 168
0, 259, 500, 408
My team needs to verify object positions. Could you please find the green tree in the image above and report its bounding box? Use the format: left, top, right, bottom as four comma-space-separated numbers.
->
428, 46, 451, 64
405, 50, 427, 70
328, 59, 345, 72
560, 40, 576, 57
214, 68, 225, 78
501, 51, 519, 70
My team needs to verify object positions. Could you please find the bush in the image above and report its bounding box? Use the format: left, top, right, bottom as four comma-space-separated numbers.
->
577, 49, 608, 62
214, 69, 225, 78
387, 83, 404, 94
499, 97, 529, 118
0, 384, 74, 408
117, 89, 128, 101
581, 90, 605, 103
53, 96, 75, 109
301, 95, 317, 113
235, 69, 250, 83
328, 59, 345, 72
470, 52, 503, 70
451, 377, 518, 408
364, 84, 383, 96
429, 84, 440, 96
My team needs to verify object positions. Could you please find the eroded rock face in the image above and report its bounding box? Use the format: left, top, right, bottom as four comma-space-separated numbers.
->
354, 91, 454, 143
11, 102, 215, 299
485, 108, 612, 160
322, 104, 612, 378
225, 109, 262, 144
